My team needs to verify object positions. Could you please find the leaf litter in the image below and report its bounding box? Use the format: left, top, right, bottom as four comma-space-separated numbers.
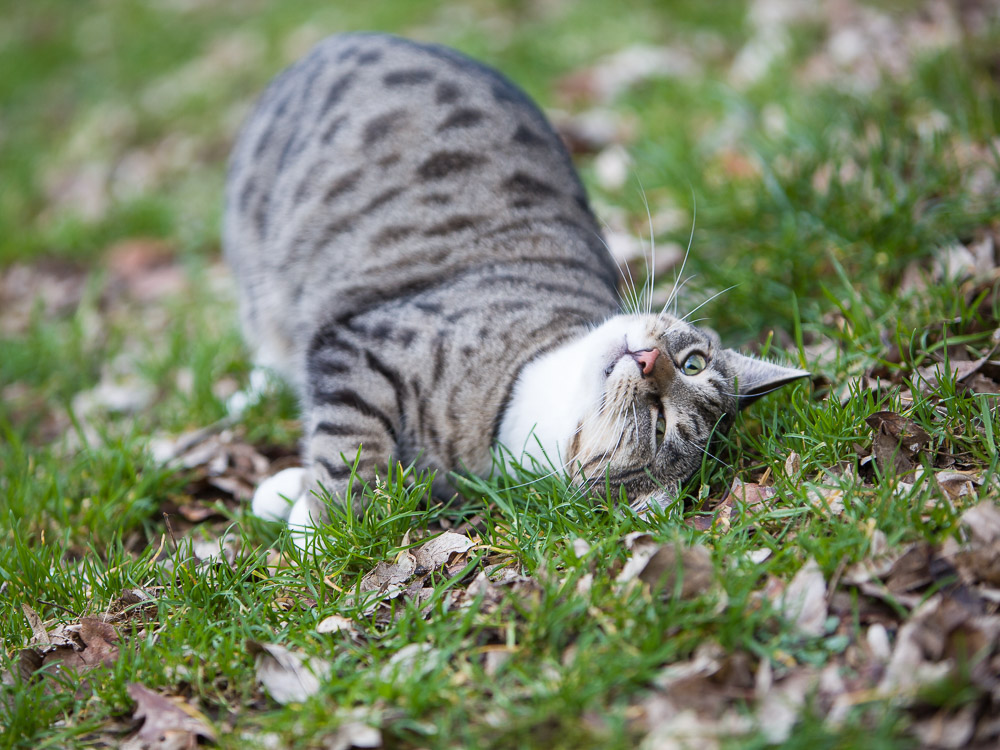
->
123, 682, 216, 750
5, 7, 1000, 748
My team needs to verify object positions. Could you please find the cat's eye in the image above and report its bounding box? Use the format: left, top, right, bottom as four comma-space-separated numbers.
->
682, 352, 707, 376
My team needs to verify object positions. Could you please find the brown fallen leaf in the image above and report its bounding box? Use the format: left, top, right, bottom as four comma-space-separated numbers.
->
21, 616, 122, 682
914, 349, 1000, 395
359, 550, 417, 594
729, 478, 778, 511
75, 618, 121, 667
151, 428, 274, 504
883, 543, 937, 595
784, 452, 801, 477
122, 682, 216, 749
865, 410, 931, 451
647, 642, 745, 718
617, 535, 715, 600
0, 259, 88, 335
865, 410, 930, 477
451, 568, 540, 617
935, 470, 984, 500
249, 641, 331, 705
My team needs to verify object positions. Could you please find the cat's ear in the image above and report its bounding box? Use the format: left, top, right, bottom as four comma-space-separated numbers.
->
726, 351, 809, 408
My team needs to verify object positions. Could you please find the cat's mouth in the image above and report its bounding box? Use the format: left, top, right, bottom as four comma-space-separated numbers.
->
653, 407, 666, 451
644, 403, 668, 455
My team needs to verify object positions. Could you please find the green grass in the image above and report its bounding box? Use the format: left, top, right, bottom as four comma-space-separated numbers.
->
2, 0, 1000, 748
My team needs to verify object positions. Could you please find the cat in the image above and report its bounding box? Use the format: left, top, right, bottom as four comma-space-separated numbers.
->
223, 32, 807, 546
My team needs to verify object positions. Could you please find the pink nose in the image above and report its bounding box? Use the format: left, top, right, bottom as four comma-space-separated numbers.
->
633, 348, 658, 375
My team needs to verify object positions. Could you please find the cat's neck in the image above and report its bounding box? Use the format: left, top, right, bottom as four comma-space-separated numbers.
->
496, 315, 648, 471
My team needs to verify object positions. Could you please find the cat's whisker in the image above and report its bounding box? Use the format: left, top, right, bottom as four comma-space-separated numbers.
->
498, 465, 569, 492
566, 414, 628, 503
663, 192, 697, 318
592, 225, 640, 315
670, 284, 739, 329
657, 272, 698, 323
678, 435, 735, 473
636, 175, 656, 316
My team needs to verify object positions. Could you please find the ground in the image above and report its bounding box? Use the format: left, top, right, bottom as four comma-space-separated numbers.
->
2, 1, 1000, 748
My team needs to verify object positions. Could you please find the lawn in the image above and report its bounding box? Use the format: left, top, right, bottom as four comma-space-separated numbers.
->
2, 0, 1000, 747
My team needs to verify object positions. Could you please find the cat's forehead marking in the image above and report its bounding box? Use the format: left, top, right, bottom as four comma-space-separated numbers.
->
660, 325, 711, 353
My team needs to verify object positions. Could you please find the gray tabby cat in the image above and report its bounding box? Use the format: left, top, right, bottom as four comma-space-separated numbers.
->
224, 32, 806, 546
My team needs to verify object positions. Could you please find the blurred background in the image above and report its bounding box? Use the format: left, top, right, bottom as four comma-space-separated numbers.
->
2, 0, 999, 439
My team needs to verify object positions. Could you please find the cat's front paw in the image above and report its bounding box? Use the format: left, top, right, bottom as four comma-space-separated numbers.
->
251, 467, 307, 521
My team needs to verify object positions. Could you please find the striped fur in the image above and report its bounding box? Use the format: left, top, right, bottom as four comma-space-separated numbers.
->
224, 33, 806, 538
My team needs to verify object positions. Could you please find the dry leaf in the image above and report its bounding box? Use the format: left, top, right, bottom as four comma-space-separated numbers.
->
123, 682, 216, 749
325, 721, 382, 750
805, 485, 845, 515
877, 596, 955, 697
779, 558, 828, 637
914, 351, 1000, 394
618, 537, 715, 600
554, 43, 698, 105
412, 532, 475, 571
378, 643, 440, 682
359, 551, 417, 594
22, 604, 49, 645
317, 614, 356, 635
104, 238, 186, 303
755, 668, 816, 743
913, 705, 977, 750
866, 410, 930, 477
935, 470, 983, 500
784, 452, 801, 477
729, 478, 777, 510
961, 501, 1000, 546
249, 641, 331, 705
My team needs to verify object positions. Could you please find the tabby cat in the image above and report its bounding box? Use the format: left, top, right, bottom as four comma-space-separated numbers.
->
223, 32, 806, 545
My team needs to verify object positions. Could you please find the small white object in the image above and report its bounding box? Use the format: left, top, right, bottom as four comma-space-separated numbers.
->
251, 467, 307, 522
287, 495, 317, 550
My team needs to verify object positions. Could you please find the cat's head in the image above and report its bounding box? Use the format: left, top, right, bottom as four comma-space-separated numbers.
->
561, 313, 807, 512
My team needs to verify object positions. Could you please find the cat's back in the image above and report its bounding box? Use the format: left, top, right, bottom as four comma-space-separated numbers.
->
224, 32, 618, 366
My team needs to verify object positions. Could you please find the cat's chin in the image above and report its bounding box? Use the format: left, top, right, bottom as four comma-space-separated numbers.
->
496, 313, 660, 472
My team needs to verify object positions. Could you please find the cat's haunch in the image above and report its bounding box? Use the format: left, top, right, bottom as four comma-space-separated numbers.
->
224, 32, 807, 547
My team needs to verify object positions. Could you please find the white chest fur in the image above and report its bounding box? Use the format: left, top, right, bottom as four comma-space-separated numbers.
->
496, 316, 654, 471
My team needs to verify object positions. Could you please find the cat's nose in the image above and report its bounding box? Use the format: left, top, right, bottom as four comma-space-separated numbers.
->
632, 348, 658, 375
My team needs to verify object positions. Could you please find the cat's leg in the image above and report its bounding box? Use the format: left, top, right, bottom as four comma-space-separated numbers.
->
282, 356, 402, 548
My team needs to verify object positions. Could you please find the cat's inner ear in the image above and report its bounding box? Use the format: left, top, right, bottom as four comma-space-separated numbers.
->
726, 351, 809, 408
